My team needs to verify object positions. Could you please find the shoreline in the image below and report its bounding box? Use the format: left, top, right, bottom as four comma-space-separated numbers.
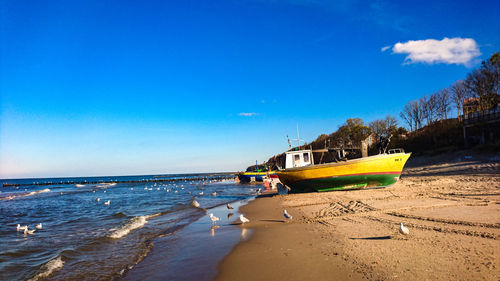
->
123, 197, 257, 281
215, 157, 499, 280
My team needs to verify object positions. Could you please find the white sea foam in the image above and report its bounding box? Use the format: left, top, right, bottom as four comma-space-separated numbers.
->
109, 216, 148, 239
27, 188, 51, 196
1, 188, 51, 200
29, 256, 64, 281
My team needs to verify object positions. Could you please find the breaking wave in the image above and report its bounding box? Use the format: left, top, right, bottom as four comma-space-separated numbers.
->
29, 256, 64, 281
1, 188, 51, 201
109, 216, 148, 239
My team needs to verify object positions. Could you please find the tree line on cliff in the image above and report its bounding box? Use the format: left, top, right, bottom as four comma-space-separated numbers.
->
400, 52, 499, 131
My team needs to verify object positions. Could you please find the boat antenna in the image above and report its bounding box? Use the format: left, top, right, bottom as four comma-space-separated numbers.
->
292, 124, 305, 149
286, 135, 291, 149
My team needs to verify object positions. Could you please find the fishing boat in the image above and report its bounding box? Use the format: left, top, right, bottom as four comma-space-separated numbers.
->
237, 163, 276, 183
237, 171, 277, 183
276, 148, 411, 193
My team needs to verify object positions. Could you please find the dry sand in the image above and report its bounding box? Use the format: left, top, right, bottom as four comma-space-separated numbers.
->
216, 157, 499, 280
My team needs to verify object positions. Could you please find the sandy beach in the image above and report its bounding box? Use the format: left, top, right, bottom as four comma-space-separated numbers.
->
216, 155, 499, 280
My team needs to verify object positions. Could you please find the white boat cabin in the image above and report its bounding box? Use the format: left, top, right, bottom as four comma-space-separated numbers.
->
285, 149, 313, 169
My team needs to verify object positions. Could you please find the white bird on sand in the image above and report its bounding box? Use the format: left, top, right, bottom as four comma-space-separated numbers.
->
283, 209, 293, 220
36, 223, 42, 230
17, 224, 28, 232
96, 198, 101, 202
226, 203, 233, 210
191, 199, 200, 208
104, 200, 110, 206
399, 223, 409, 235
239, 214, 250, 224
209, 213, 220, 224
24, 228, 36, 235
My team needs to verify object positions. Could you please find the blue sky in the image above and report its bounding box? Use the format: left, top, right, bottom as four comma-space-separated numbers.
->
1, 0, 499, 178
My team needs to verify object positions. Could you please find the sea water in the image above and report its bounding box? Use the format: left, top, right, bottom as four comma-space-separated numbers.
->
0, 174, 258, 280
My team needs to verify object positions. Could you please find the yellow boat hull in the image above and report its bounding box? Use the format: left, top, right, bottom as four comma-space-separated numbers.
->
276, 153, 411, 193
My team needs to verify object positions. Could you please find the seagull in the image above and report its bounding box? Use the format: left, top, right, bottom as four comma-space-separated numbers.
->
283, 209, 293, 220
24, 228, 36, 235
17, 224, 28, 232
104, 200, 110, 206
199, 192, 204, 196
239, 214, 250, 224
191, 199, 200, 208
211, 192, 217, 196
226, 203, 233, 210
209, 213, 220, 224
36, 223, 42, 230
399, 223, 409, 235
96, 198, 101, 202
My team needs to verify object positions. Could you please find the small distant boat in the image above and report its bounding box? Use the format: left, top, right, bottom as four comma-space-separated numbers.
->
237, 171, 276, 183
237, 162, 276, 183
276, 148, 411, 193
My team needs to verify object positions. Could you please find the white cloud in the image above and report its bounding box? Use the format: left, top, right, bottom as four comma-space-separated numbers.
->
381, 45, 391, 52
238, 112, 259, 117
390, 37, 481, 65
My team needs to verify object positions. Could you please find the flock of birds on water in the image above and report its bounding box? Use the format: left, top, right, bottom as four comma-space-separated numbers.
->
12, 179, 411, 238
11, 178, 243, 237
16, 223, 42, 236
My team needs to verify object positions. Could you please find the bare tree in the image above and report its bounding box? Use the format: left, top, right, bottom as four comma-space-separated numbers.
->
450, 80, 469, 117
465, 54, 500, 111
401, 100, 424, 131
369, 119, 386, 136
369, 115, 398, 137
436, 88, 451, 120
400, 103, 413, 131
421, 95, 438, 126
385, 115, 398, 131
411, 100, 424, 130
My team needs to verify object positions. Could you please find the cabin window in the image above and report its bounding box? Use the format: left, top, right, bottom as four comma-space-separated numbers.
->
294, 154, 300, 165
303, 153, 310, 163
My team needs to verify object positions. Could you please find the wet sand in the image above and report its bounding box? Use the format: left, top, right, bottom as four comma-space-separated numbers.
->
216, 157, 499, 280
124, 200, 253, 281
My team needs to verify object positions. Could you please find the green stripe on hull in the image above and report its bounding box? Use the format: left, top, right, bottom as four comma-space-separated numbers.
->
289, 173, 400, 193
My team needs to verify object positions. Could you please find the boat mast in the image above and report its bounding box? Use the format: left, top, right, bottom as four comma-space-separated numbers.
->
293, 124, 305, 150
